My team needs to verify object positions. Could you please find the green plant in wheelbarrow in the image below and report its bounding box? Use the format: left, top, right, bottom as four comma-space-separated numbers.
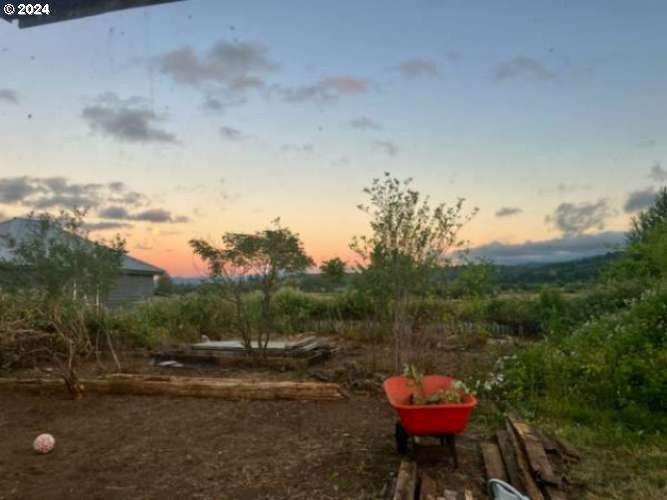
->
403, 364, 473, 405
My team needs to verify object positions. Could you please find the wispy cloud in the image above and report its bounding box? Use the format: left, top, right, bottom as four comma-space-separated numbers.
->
0, 88, 18, 104
649, 162, 667, 182
273, 75, 371, 103
373, 140, 398, 156
98, 206, 190, 223
538, 182, 592, 196
84, 221, 133, 232
281, 143, 314, 153
0, 176, 188, 224
624, 188, 657, 213
158, 40, 275, 90
220, 126, 245, 141
349, 116, 382, 131
82, 93, 177, 144
495, 57, 556, 82
396, 58, 439, 78
545, 199, 613, 236
495, 206, 523, 218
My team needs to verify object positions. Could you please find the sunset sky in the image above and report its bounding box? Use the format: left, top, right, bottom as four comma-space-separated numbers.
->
1, 1, 667, 276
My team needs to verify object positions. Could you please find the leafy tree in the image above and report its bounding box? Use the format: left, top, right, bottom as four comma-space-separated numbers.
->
319, 257, 346, 287
2, 210, 126, 397
351, 173, 476, 370
606, 190, 667, 286
453, 259, 497, 299
155, 274, 175, 296
5, 210, 126, 305
628, 186, 667, 243
190, 219, 313, 352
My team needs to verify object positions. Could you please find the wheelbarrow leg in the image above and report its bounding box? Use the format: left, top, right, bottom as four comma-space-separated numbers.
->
395, 421, 409, 455
445, 434, 458, 468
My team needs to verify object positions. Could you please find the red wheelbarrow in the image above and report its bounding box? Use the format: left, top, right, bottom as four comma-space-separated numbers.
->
383, 375, 477, 466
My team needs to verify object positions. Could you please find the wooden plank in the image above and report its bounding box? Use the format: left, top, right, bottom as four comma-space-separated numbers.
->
536, 429, 558, 453
419, 472, 437, 500
544, 485, 568, 500
555, 437, 581, 461
481, 442, 508, 482
496, 430, 524, 492
509, 418, 559, 485
505, 421, 545, 500
393, 461, 417, 500
0, 375, 345, 401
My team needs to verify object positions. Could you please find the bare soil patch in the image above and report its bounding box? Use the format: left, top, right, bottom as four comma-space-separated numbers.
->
0, 335, 505, 499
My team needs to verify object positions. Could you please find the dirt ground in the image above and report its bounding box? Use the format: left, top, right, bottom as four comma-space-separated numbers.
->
0, 391, 489, 500
0, 336, 506, 499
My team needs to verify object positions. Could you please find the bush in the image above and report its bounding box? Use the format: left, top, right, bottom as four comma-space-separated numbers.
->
501, 283, 667, 431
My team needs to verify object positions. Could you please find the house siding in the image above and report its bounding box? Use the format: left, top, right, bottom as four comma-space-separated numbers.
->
105, 273, 157, 307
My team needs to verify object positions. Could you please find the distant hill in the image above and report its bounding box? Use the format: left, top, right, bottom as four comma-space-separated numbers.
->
173, 253, 620, 293
493, 253, 619, 289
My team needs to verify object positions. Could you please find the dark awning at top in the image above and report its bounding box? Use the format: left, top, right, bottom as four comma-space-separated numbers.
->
1, 0, 186, 29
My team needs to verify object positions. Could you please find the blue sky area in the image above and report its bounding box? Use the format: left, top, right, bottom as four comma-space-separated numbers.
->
1, 0, 666, 274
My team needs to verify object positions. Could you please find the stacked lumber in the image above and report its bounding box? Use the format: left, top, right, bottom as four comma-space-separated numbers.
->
0, 374, 346, 401
153, 336, 332, 369
385, 461, 476, 500
480, 417, 579, 500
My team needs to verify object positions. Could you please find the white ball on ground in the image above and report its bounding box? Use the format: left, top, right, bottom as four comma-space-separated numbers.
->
33, 433, 55, 454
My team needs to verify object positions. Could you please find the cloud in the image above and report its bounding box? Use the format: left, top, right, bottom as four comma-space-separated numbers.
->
349, 116, 381, 131
495, 57, 556, 82
82, 93, 177, 144
281, 143, 314, 153
274, 75, 370, 103
446, 51, 462, 62
470, 231, 625, 265
373, 140, 398, 156
220, 126, 244, 141
396, 58, 439, 78
538, 182, 592, 196
0, 88, 18, 104
0, 177, 186, 223
98, 206, 190, 223
0, 177, 41, 203
495, 206, 523, 218
202, 95, 224, 112
84, 222, 133, 232
624, 188, 657, 213
649, 162, 667, 182
545, 199, 613, 236
158, 40, 275, 91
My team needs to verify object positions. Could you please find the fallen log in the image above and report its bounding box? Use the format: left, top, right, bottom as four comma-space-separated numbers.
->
393, 461, 417, 500
509, 418, 559, 485
481, 442, 508, 482
0, 374, 346, 401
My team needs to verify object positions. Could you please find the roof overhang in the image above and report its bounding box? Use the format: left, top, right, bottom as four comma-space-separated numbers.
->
1, 0, 186, 29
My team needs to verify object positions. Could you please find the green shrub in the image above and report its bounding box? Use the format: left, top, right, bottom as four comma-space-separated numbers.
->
501, 283, 667, 431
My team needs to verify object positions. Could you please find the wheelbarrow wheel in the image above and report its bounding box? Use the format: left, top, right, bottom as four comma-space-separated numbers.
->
395, 422, 409, 455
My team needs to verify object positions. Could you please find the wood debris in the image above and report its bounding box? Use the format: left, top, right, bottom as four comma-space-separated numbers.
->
482, 417, 573, 500
388, 461, 476, 500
